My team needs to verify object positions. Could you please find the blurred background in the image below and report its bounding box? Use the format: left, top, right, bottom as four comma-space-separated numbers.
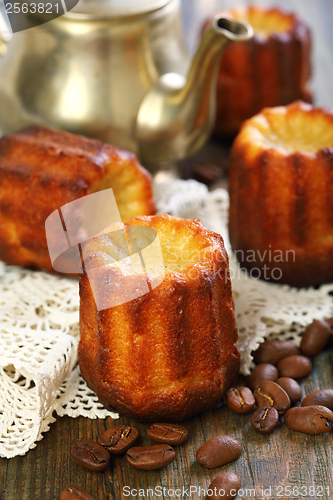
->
0, 0, 332, 182
1, 0, 331, 104
181, 0, 333, 107
179, 0, 333, 183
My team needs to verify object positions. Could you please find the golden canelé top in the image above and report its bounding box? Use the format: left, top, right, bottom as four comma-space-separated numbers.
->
236, 100, 333, 156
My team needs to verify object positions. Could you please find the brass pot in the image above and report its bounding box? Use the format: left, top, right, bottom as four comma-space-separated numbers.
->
0, 1, 252, 168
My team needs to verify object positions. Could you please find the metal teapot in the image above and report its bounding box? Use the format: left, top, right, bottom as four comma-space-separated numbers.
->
0, 0, 252, 168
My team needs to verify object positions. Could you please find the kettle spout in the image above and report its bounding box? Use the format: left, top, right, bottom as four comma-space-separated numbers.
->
136, 15, 253, 169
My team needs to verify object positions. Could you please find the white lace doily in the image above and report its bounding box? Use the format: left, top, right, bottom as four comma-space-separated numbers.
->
1, 178, 332, 458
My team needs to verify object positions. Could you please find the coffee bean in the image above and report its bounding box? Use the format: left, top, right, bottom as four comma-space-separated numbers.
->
191, 162, 222, 185
248, 363, 279, 390
196, 435, 242, 468
60, 487, 96, 500
302, 389, 333, 411
225, 387, 255, 414
253, 340, 300, 366
300, 319, 331, 356
147, 423, 188, 445
126, 445, 176, 470
254, 380, 290, 414
70, 440, 110, 471
251, 406, 279, 434
276, 377, 302, 404
277, 355, 312, 379
284, 405, 333, 435
208, 472, 241, 500
98, 425, 139, 454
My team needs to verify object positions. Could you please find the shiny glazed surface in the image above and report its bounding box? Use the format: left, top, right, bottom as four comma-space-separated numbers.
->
79, 214, 240, 421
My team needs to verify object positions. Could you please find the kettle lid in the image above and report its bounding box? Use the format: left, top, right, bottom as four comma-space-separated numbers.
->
71, 0, 170, 16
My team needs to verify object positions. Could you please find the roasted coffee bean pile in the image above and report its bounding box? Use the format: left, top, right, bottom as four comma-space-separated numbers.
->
60, 317, 332, 499
226, 316, 333, 435
62, 422, 243, 499
61, 423, 190, 499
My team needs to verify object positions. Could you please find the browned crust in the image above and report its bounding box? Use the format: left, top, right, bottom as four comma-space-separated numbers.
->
229, 101, 333, 288
79, 214, 240, 421
0, 125, 155, 271
205, 5, 312, 138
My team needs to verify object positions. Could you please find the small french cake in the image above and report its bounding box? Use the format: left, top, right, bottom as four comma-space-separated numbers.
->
207, 5, 312, 138
0, 125, 155, 272
229, 101, 333, 288
79, 214, 240, 421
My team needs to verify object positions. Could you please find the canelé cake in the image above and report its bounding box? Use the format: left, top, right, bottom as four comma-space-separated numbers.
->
229, 101, 333, 288
0, 125, 155, 272
206, 5, 312, 138
79, 214, 240, 421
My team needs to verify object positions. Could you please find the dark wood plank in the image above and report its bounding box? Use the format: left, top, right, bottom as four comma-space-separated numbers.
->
1, 348, 333, 499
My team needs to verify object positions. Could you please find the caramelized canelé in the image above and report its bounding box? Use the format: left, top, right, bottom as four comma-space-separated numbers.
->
229, 101, 333, 287
0, 125, 155, 272
207, 5, 312, 138
79, 214, 240, 421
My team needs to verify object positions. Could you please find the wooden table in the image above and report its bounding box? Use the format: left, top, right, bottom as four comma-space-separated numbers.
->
1, 350, 333, 499
1, 1, 333, 499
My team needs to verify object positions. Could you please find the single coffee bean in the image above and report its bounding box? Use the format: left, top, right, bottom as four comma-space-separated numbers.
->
302, 389, 333, 411
60, 487, 96, 500
254, 380, 290, 414
70, 440, 110, 471
277, 355, 312, 379
147, 423, 188, 445
253, 340, 300, 366
126, 444, 176, 470
251, 406, 279, 434
196, 435, 242, 468
192, 162, 222, 185
225, 387, 255, 414
248, 363, 279, 391
284, 405, 333, 435
276, 377, 302, 404
208, 472, 241, 500
300, 319, 331, 356
98, 425, 139, 454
